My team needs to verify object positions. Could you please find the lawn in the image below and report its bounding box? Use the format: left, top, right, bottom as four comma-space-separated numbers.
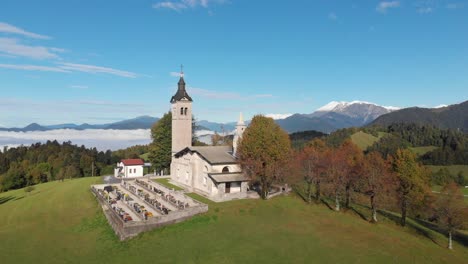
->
427, 165, 468, 177
1, 177, 468, 264
153, 177, 184, 191
410, 146, 438, 156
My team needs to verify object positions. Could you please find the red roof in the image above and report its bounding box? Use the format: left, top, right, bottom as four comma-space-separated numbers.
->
121, 159, 144, 166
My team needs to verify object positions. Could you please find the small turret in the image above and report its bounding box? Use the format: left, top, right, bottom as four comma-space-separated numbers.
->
233, 112, 246, 157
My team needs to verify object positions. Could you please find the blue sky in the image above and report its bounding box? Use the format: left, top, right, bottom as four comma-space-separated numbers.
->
0, 0, 467, 127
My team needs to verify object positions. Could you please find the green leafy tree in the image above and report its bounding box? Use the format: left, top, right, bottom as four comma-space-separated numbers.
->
392, 149, 430, 226
237, 115, 292, 199
149, 112, 172, 174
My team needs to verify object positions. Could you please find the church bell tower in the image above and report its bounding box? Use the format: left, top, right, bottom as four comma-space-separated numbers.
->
171, 67, 193, 155
233, 112, 246, 157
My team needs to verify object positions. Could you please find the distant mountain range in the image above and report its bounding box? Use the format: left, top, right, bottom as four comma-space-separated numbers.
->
0, 116, 160, 132
370, 100, 468, 132
2, 100, 465, 134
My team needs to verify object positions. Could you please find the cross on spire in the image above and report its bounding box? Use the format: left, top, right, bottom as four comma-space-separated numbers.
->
180, 64, 184, 76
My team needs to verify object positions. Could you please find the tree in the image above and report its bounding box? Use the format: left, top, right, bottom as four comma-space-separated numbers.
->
340, 140, 364, 209
434, 182, 468, 250
237, 115, 292, 199
392, 149, 430, 226
149, 112, 172, 174
324, 147, 347, 211
359, 151, 394, 222
294, 138, 327, 203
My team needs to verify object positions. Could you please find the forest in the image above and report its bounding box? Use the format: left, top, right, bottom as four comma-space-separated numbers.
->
0, 141, 148, 192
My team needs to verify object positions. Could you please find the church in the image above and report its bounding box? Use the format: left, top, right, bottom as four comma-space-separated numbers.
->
169, 71, 250, 202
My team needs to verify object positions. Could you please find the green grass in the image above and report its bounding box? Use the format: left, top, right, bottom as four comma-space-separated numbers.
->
350, 131, 379, 150
427, 165, 468, 177
139, 152, 150, 161
410, 146, 438, 156
1, 178, 468, 264
153, 177, 184, 191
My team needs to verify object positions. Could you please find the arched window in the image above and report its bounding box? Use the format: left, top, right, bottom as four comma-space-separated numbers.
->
180, 107, 184, 115
184, 107, 188, 115
222, 166, 229, 173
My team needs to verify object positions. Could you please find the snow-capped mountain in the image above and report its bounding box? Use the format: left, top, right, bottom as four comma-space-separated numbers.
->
311, 101, 400, 124
275, 101, 401, 133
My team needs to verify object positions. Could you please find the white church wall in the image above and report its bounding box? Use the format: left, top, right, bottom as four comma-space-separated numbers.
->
211, 164, 241, 173
229, 182, 241, 193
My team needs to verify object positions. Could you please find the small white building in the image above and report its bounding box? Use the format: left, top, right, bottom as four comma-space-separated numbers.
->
114, 159, 145, 178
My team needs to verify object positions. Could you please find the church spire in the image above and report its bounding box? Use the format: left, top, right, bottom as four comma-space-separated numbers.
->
171, 65, 192, 103
237, 112, 245, 125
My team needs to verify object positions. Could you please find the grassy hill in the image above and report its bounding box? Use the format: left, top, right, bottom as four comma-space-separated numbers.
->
139, 152, 150, 161
410, 146, 438, 156
1, 178, 467, 263
427, 165, 468, 176
350, 131, 387, 150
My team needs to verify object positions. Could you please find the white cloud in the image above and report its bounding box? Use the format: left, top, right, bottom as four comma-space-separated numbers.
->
265, 113, 292, 120
0, 129, 151, 151
433, 104, 448, 108
446, 3, 464, 9
417, 7, 433, 13
188, 87, 272, 100
70, 85, 89, 89
0, 63, 69, 72
0, 62, 139, 78
58, 62, 138, 78
0, 38, 60, 59
377, 1, 400, 13
328, 12, 338, 20
153, 0, 227, 11
153, 2, 188, 11
170, 71, 181, 77
0, 22, 50, 40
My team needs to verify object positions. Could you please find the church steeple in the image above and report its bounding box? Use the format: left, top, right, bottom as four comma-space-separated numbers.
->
171, 65, 192, 103
171, 65, 193, 155
233, 112, 246, 157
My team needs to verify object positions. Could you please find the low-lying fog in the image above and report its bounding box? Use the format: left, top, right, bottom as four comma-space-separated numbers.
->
0, 129, 217, 151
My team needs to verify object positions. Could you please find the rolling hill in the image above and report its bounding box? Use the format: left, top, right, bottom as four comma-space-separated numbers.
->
0, 177, 467, 263
370, 100, 468, 132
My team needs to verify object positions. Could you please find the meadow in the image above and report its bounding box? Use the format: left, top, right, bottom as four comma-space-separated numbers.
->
0, 177, 467, 264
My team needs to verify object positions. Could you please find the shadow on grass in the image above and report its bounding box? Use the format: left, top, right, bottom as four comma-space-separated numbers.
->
320, 198, 335, 211
349, 206, 368, 222
378, 209, 441, 246
0, 196, 18, 205
412, 218, 468, 247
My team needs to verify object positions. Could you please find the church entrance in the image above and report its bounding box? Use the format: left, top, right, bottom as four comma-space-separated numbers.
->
225, 182, 231, 193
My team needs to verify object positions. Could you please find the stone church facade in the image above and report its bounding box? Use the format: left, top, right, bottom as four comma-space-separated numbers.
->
169, 71, 249, 202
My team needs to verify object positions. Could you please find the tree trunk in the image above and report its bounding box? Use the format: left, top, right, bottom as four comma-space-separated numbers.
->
306, 181, 312, 203
370, 195, 377, 223
448, 230, 453, 250
400, 197, 407, 226
345, 184, 351, 208
335, 192, 340, 211
261, 177, 269, 199
315, 180, 321, 203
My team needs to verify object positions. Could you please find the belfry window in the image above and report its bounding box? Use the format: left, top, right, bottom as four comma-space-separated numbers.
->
222, 166, 229, 173
180, 107, 184, 115
184, 107, 188, 115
